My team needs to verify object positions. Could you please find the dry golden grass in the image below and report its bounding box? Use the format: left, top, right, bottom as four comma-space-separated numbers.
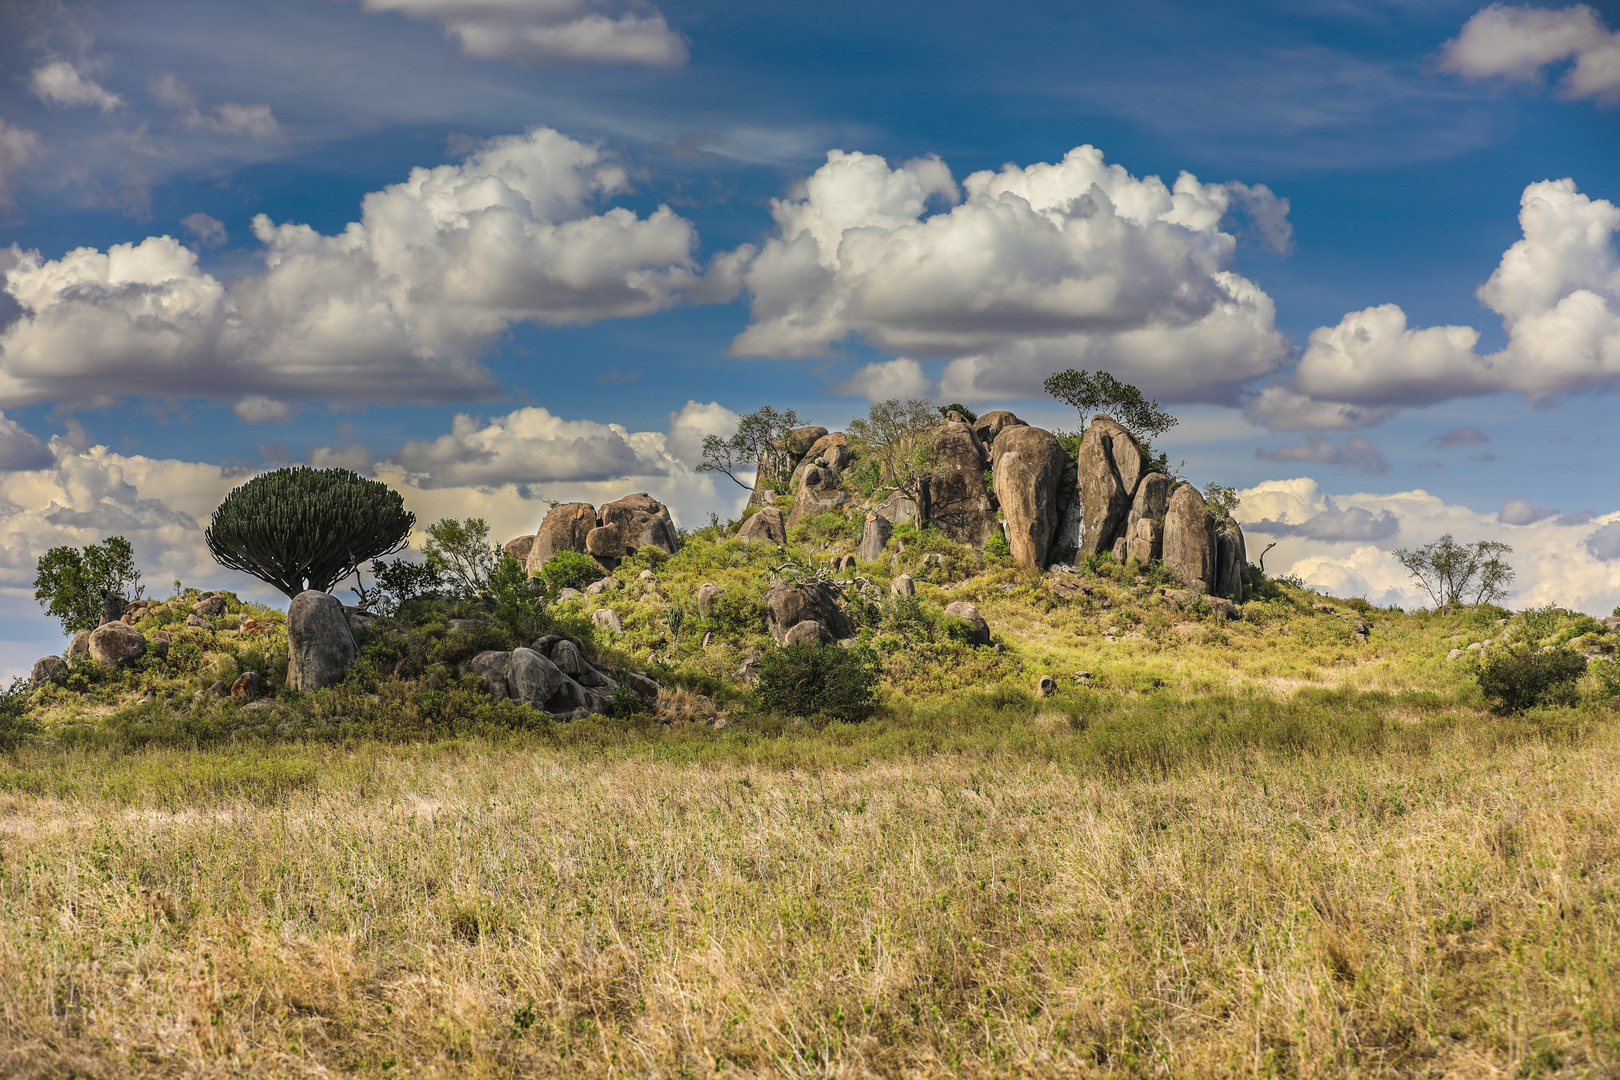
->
2, 717, 1617, 1078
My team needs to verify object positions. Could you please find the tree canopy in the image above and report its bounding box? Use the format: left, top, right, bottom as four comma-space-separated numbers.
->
698, 405, 803, 490
33, 536, 144, 635
1392, 534, 1515, 608
847, 397, 938, 502
1042, 369, 1178, 440
206, 467, 415, 600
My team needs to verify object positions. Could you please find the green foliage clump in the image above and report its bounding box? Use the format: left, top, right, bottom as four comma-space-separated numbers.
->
489, 556, 547, 642
0, 677, 40, 750
541, 551, 602, 596
755, 643, 881, 723
206, 467, 415, 599
34, 536, 143, 634
938, 403, 978, 422
422, 517, 500, 598
789, 509, 862, 547
370, 558, 443, 613
699, 405, 802, 490
983, 531, 1011, 560
1476, 647, 1587, 715
1043, 368, 1178, 440
847, 398, 938, 504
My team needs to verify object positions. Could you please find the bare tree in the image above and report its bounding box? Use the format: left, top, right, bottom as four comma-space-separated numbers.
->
1393, 534, 1515, 607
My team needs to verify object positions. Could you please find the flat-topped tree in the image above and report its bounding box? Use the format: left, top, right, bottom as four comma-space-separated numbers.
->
1042, 369, 1178, 441
206, 466, 415, 600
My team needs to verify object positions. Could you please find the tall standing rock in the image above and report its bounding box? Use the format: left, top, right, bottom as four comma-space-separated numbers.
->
786, 464, 850, 528
991, 425, 1065, 571
525, 502, 596, 572
927, 421, 997, 547
737, 506, 787, 545
1126, 473, 1173, 555
1215, 521, 1246, 602
857, 513, 893, 561
1161, 486, 1214, 593
287, 591, 359, 691
1075, 418, 1148, 559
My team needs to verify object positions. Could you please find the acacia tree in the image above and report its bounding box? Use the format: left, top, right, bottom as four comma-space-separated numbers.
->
34, 536, 144, 634
698, 405, 803, 490
206, 467, 415, 599
421, 517, 501, 598
1043, 369, 1178, 441
1393, 534, 1515, 607
846, 397, 938, 504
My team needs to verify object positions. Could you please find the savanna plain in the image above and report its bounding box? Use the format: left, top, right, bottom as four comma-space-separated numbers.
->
2, 543, 1618, 1079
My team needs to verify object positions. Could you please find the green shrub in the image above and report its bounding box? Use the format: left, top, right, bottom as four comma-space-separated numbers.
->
710, 588, 767, 635
490, 555, 547, 641
540, 551, 602, 595
984, 531, 1011, 560
0, 677, 39, 750
1477, 646, 1587, 714
755, 643, 881, 723
1593, 658, 1620, 700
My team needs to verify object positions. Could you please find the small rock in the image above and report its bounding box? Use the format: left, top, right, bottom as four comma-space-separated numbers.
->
557, 588, 583, 604
696, 583, 725, 617
737, 506, 787, 546
943, 601, 991, 646
593, 609, 624, 635
1313, 603, 1335, 614
185, 613, 210, 628
28, 655, 66, 690
585, 577, 622, 597
1467, 642, 1484, 651
1448, 648, 1464, 660
836, 554, 856, 572
194, 595, 228, 617
891, 574, 916, 599
1075, 672, 1094, 687
783, 620, 827, 646
231, 672, 266, 701
1036, 674, 1057, 698
702, 631, 712, 648
639, 569, 656, 581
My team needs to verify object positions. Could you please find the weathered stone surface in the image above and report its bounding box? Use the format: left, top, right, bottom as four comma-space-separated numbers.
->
557, 587, 583, 604
766, 579, 853, 643
1037, 674, 1057, 698
943, 601, 991, 646
1215, 524, 1244, 602
231, 672, 266, 701
972, 410, 1026, 445
696, 583, 725, 617
786, 464, 850, 528
29, 655, 65, 690
1076, 418, 1147, 558
1126, 473, 1173, 546
550, 639, 589, 676
286, 591, 358, 691
991, 425, 1065, 570
89, 621, 147, 667
460, 650, 513, 700
185, 613, 210, 628
1128, 517, 1162, 564
525, 502, 597, 572
874, 488, 924, 526
546, 673, 609, 718
1204, 596, 1240, 620
509, 648, 565, 707
1052, 477, 1084, 558
503, 535, 535, 562
100, 594, 126, 626
593, 609, 624, 635
783, 620, 827, 646
857, 513, 893, 561
891, 573, 915, 598
1111, 536, 1128, 563
747, 486, 777, 509
599, 493, 679, 555
1162, 485, 1213, 593
928, 421, 997, 547
738, 506, 788, 545
585, 523, 623, 559
68, 630, 89, 662
194, 595, 228, 617
786, 425, 828, 457
789, 433, 853, 491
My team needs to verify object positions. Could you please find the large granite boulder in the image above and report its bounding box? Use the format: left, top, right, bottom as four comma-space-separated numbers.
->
991, 425, 1065, 570
943, 601, 991, 646
874, 488, 924, 526
286, 591, 358, 691
1076, 417, 1148, 558
972, 410, 1027, 445
1162, 485, 1214, 593
585, 523, 623, 560
509, 647, 567, 707
927, 421, 997, 547
1126, 473, 1174, 556
1128, 517, 1162, 564
503, 535, 535, 562
460, 650, 513, 701
737, 505, 787, 545
194, 595, 228, 617
788, 433, 853, 491
857, 513, 893, 561
766, 579, 853, 643
786, 425, 828, 458
525, 502, 597, 572
786, 464, 850, 528
68, 630, 89, 663
1215, 521, 1246, 602
29, 655, 65, 690
782, 620, 828, 646
89, 621, 146, 667
599, 493, 679, 555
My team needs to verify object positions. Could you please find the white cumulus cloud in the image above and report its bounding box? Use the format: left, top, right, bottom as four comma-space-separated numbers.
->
733, 146, 1292, 405
232, 396, 293, 424
834, 357, 935, 402
1440, 4, 1620, 105
351, 0, 688, 67
664, 400, 739, 470
28, 60, 124, 112
1286, 178, 1620, 417
0, 128, 724, 409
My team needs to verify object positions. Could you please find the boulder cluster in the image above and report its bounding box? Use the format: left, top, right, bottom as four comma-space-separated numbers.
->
458, 636, 659, 719
747, 412, 1245, 598
506, 493, 679, 574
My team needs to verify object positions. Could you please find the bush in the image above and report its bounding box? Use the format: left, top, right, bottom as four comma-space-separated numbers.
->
541, 550, 602, 596
1477, 646, 1587, 714
984, 531, 1011, 560
0, 677, 39, 751
755, 643, 881, 723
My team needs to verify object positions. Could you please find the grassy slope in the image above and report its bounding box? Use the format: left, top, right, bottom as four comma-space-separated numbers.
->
2, 523, 1618, 1078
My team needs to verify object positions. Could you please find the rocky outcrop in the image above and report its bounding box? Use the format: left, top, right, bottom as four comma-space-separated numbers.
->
89, 621, 146, 667
766, 579, 853, 643
927, 421, 997, 547
29, 655, 65, 691
857, 513, 893, 561
598, 493, 679, 556
525, 502, 597, 571
788, 433, 853, 491
1126, 473, 1173, 555
1162, 486, 1213, 593
972, 410, 1026, 445
462, 637, 658, 719
462, 650, 513, 700
287, 590, 358, 691
786, 464, 849, 528
68, 631, 89, 663
737, 506, 787, 546
991, 425, 1065, 571
1076, 418, 1148, 559
194, 595, 228, 617
943, 601, 991, 646
510, 647, 568, 707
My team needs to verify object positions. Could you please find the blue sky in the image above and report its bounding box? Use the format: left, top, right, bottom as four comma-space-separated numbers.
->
1, 0, 1619, 670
